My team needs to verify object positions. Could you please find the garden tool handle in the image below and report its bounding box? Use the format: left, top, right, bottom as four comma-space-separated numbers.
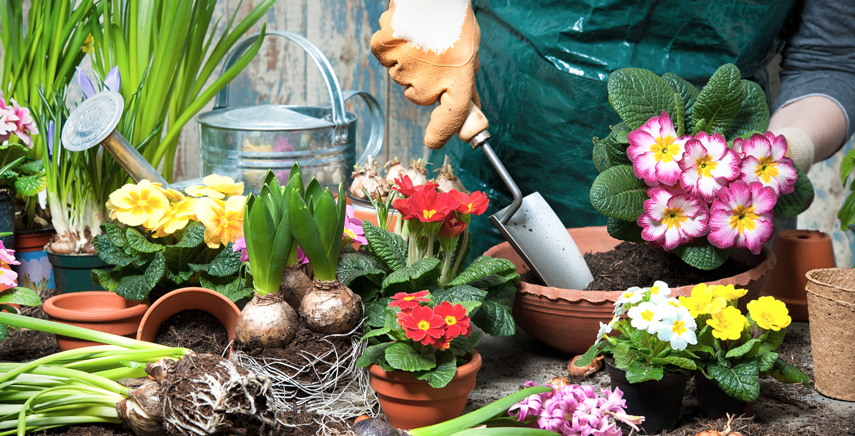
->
461, 103, 523, 225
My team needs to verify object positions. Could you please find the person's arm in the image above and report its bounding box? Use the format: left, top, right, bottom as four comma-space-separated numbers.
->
770, 0, 855, 172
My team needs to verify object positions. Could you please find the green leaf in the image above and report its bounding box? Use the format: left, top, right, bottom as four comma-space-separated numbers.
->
602, 128, 631, 167
94, 235, 138, 267
776, 165, 814, 220
707, 361, 760, 402
190, 246, 241, 277
725, 80, 770, 139
113, 252, 166, 301
673, 242, 728, 271
14, 173, 47, 196
769, 358, 810, 386
651, 356, 697, 370
0, 324, 7, 341
174, 221, 206, 248
606, 217, 644, 243
607, 68, 675, 129
101, 223, 128, 248
471, 283, 516, 337
0, 288, 41, 306
841, 149, 855, 185
17, 159, 44, 175
357, 343, 393, 368
691, 118, 707, 136
452, 300, 482, 315
385, 342, 436, 372
382, 257, 442, 294
337, 251, 389, 287
366, 298, 391, 328
91, 266, 136, 293
626, 363, 664, 383
361, 326, 392, 342
758, 328, 786, 354
199, 274, 253, 303
432, 286, 488, 307
662, 72, 699, 120
758, 352, 778, 372
692, 64, 745, 134
592, 137, 612, 173
448, 256, 518, 288
362, 221, 407, 271
413, 351, 457, 388
613, 342, 638, 369
448, 330, 482, 356
0, 144, 28, 175
726, 338, 761, 359
125, 228, 164, 253
672, 92, 687, 136
589, 165, 648, 221
575, 341, 603, 368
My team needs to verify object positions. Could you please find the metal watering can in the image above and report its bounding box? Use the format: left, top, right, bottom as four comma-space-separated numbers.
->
60, 31, 384, 194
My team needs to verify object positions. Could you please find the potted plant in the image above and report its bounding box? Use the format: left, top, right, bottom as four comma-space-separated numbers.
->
497, 63, 814, 355
357, 291, 482, 430
574, 282, 708, 433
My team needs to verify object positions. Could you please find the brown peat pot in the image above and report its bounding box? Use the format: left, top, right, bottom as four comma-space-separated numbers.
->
694, 373, 754, 418
606, 359, 691, 434
137, 287, 240, 353
368, 350, 481, 430
43, 291, 149, 351
484, 226, 776, 355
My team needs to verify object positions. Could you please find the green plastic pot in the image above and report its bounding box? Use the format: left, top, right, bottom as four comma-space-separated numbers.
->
47, 251, 112, 294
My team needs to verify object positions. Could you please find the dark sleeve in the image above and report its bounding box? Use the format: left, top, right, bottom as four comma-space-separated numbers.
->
775, 0, 855, 139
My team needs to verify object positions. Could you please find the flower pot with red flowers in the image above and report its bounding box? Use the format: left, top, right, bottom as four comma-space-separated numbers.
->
358, 293, 483, 430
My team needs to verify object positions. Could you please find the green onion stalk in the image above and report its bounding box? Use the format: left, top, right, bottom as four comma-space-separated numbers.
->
0, 312, 278, 435
87, 0, 277, 183
0, 0, 98, 229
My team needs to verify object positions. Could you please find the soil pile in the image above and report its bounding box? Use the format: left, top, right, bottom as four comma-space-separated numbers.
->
155, 310, 229, 355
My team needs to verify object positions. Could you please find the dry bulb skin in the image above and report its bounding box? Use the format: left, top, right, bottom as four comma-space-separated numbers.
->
404, 158, 428, 186
300, 279, 363, 334
117, 398, 164, 436
146, 358, 178, 385
129, 380, 164, 418
280, 263, 313, 310
235, 291, 299, 350
384, 157, 406, 185
434, 155, 468, 193
350, 159, 390, 201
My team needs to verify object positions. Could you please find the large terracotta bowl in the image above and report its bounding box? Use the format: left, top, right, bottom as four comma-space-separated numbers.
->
484, 226, 776, 355
43, 291, 149, 351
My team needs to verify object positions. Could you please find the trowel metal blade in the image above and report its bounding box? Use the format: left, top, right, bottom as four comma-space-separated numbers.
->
489, 192, 593, 290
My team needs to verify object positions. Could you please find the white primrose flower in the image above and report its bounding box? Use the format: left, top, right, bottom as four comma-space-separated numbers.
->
647, 281, 672, 304
594, 316, 619, 345
627, 302, 662, 333
654, 309, 697, 351
616, 287, 645, 309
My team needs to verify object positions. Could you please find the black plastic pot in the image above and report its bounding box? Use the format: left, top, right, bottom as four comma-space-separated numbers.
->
0, 193, 14, 249
47, 251, 112, 294
694, 373, 754, 418
605, 359, 691, 434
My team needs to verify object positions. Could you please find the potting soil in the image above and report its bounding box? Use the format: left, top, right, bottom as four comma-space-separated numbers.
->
154, 310, 229, 355
581, 242, 751, 291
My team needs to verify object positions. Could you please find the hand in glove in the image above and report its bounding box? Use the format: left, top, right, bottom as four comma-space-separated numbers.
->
370, 0, 481, 149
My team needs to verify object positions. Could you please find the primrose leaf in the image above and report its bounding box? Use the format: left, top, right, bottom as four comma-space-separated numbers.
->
385, 342, 436, 372
613, 342, 638, 369
575, 341, 603, 368
725, 80, 770, 139
726, 338, 761, 359
101, 223, 128, 248
471, 282, 516, 337
192, 245, 241, 277
769, 358, 810, 386
673, 242, 728, 271
448, 330, 482, 357
651, 356, 697, 371
607, 217, 644, 243
448, 256, 518, 288
362, 221, 407, 271
0, 287, 41, 306
94, 235, 137, 267
413, 351, 457, 388
125, 228, 164, 253
18, 159, 43, 175
593, 136, 612, 173
366, 298, 391, 328
707, 361, 760, 402
431, 285, 487, 307
662, 72, 699, 120
337, 250, 389, 287
758, 352, 778, 373
607, 68, 675, 129
199, 274, 253, 303
361, 326, 392, 342
589, 165, 647, 222
626, 363, 665, 383
841, 149, 855, 185
692, 64, 745, 134
776, 165, 814, 220
174, 221, 206, 248
382, 257, 442, 295
357, 343, 393, 368
113, 275, 154, 301
602, 127, 631, 167
91, 266, 137, 292
758, 328, 787, 355
14, 173, 47, 196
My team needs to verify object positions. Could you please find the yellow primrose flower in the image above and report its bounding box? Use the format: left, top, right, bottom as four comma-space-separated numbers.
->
706, 306, 747, 340
185, 184, 225, 199
151, 183, 186, 202
711, 284, 748, 301
105, 199, 119, 220
202, 174, 244, 197
82, 34, 94, 53
152, 199, 197, 238
678, 283, 728, 318
108, 180, 169, 229
195, 196, 246, 249
747, 296, 792, 331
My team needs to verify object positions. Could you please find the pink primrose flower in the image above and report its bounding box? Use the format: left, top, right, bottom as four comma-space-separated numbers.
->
708, 180, 776, 255
232, 237, 248, 262
638, 186, 710, 250
679, 132, 740, 202
627, 111, 691, 186
739, 132, 797, 195
9, 99, 38, 146
343, 205, 367, 245
0, 241, 19, 266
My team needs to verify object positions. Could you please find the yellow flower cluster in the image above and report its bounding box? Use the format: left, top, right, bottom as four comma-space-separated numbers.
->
106, 176, 246, 249
677, 284, 791, 340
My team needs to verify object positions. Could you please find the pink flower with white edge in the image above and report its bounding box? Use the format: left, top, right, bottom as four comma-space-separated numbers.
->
0, 267, 17, 287
638, 186, 710, 250
9, 99, 38, 146
232, 238, 248, 262
343, 205, 367, 245
731, 137, 746, 158
0, 241, 20, 266
708, 181, 777, 255
739, 132, 797, 195
679, 132, 740, 202
627, 111, 691, 186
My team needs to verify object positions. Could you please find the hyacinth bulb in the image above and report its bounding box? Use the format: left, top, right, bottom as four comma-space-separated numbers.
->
300, 280, 363, 334
350, 159, 390, 201
384, 158, 406, 185
404, 158, 428, 186
434, 155, 468, 194
234, 292, 298, 349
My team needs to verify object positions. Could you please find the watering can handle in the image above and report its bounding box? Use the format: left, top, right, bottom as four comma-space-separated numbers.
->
214, 31, 349, 145
343, 90, 385, 166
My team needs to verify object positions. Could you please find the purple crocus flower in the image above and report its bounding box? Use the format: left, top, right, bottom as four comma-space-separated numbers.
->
46, 121, 54, 162
76, 66, 121, 99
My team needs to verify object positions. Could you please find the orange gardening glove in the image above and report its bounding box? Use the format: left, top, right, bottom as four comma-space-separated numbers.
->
370, 0, 481, 150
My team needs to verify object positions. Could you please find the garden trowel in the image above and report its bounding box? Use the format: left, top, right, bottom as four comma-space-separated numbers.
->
458, 103, 593, 290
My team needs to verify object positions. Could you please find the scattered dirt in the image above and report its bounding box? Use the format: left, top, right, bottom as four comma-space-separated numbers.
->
154, 310, 229, 355
38, 425, 134, 436
581, 242, 751, 290
243, 320, 353, 383
0, 289, 60, 362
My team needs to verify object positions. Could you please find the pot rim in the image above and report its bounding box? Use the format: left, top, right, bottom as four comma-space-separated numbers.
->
44, 291, 149, 322
497, 226, 776, 305
136, 287, 240, 343
367, 349, 482, 383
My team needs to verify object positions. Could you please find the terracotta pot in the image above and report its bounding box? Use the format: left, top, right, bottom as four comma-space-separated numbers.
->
485, 226, 776, 355
761, 230, 835, 322
805, 269, 855, 401
137, 287, 240, 354
43, 291, 149, 351
12, 227, 56, 292
368, 350, 482, 430
694, 373, 754, 418
347, 194, 399, 230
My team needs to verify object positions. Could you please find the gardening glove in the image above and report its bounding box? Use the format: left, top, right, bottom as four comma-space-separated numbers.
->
772, 126, 815, 174
370, 0, 481, 150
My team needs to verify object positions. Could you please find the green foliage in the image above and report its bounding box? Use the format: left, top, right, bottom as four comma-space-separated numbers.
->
590, 165, 647, 221
288, 176, 347, 282
244, 169, 297, 295
92, 222, 251, 302
607, 68, 674, 130
606, 217, 644, 243
692, 64, 745, 134
0, 287, 46, 341
707, 361, 760, 402
673, 242, 729, 271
